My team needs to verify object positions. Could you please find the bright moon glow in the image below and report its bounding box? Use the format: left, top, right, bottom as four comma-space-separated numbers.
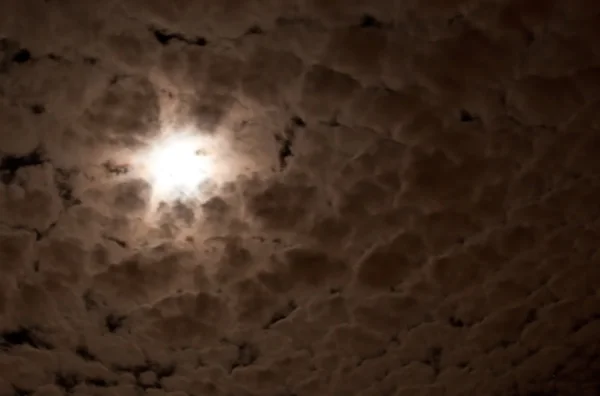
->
144, 134, 214, 199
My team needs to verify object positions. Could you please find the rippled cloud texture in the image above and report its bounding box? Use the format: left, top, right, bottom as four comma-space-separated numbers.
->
1, 1, 600, 395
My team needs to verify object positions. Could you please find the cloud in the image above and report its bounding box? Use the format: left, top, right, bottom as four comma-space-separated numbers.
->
0, 1, 598, 395
79, 76, 161, 148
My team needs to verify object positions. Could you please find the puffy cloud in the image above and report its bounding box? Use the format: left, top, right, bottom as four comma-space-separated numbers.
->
0, 227, 35, 276
240, 47, 303, 108
300, 65, 359, 121
0, 101, 39, 155
79, 76, 161, 148
355, 232, 424, 289
0, 1, 598, 395
91, 245, 197, 310
244, 178, 318, 231
0, 164, 62, 231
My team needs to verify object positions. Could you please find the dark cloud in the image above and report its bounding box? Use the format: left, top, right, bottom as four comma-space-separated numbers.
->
0, 1, 599, 396
80, 75, 161, 147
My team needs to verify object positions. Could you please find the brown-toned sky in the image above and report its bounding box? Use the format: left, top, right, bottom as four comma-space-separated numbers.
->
1, 1, 600, 395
